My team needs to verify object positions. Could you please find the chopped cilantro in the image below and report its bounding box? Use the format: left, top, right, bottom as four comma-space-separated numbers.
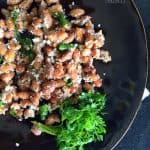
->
52, 12, 69, 27
57, 43, 78, 51
39, 104, 51, 121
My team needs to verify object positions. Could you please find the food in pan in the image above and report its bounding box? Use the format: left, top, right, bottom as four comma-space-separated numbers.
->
0, 0, 111, 149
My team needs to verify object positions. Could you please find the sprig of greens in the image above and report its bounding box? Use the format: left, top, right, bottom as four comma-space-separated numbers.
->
52, 12, 69, 27
39, 104, 51, 121
57, 43, 78, 51
33, 91, 107, 150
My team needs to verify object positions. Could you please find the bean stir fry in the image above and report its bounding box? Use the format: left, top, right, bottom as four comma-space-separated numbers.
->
0, 0, 111, 149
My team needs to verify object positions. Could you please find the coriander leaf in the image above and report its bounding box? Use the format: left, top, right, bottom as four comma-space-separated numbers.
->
10, 109, 17, 118
66, 79, 72, 88
57, 43, 78, 51
39, 104, 50, 121
15, 31, 35, 62
0, 100, 3, 107
11, 8, 35, 63
0, 56, 4, 64
52, 12, 69, 27
11, 7, 20, 23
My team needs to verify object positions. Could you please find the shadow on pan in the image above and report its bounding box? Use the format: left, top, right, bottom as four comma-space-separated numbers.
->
0, 0, 148, 150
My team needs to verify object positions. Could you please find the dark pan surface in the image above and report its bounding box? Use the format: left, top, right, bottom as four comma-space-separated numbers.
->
0, 0, 148, 150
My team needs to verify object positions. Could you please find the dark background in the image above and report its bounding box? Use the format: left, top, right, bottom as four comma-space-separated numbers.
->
115, 0, 150, 150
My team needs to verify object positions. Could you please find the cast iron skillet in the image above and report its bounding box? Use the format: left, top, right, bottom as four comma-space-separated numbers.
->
0, 0, 148, 150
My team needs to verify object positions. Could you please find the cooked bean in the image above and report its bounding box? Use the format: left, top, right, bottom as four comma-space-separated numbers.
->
42, 81, 57, 99
0, 81, 6, 89
55, 79, 65, 88
99, 50, 112, 63
94, 79, 102, 87
81, 48, 91, 57
7, 0, 22, 5
19, 0, 33, 10
71, 15, 91, 26
46, 0, 59, 5
5, 92, 13, 103
57, 51, 73, 62
63, 32, 75, 44
75, 27, 85, 43
47, 30, 68, 43
44, 46, 55, 56
43, 10, 53, 29
20, 99, 31, 108
83, 65, 96, 74
43, 64, 54, 79
94, 30, 105, 48
16, 91, 30, 99
85, 34, 95, 49
16, 64, 25, 74
24, 108, 35, 118
4, 31, 14, 39
0, 72, 15, 83
0, 105, 8, 115
31, 80, 41, 92
30, 93, 40, 106
0, 20, 6, 29
53, 63, 64, 79
0, 42, 7, 56
45, 114, 60, 125
83, 83, 94, 91
48, 4, 63, 13
11, 102, 20, 110
70, 8, 85, 18
17, 73, 32, 90
0, 63, 16, 73
32, 18, 42, 28
29, 27, 43, 37
16, 109, 23, 117
31, 123, 42, 136
9, 40, 21, 51
6, 19, 15, 31
4, 49, 16, 62
73, 49, 80, 62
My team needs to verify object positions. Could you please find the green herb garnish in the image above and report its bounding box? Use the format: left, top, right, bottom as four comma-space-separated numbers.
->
39, 104, 51, 121
0, 57, 4, 64
11, 7, 20, 23
11, 8, 35, 63
66, 79, 72, 87
57, 43, 78, 51
33, 91, 106, 150
0, 100, 3, 107
10, 109, 17, 118
52, 12, 69, 27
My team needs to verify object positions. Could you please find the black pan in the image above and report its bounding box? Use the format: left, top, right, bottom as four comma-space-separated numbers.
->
0, 0, 148, 150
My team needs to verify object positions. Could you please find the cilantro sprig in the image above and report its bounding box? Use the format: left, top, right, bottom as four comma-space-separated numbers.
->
33, 91, 107, 150
52, 12, 69, 27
